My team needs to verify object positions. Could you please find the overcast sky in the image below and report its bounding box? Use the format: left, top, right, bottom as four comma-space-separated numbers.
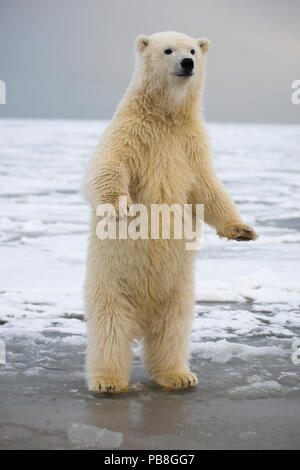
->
0, 0, 299, 123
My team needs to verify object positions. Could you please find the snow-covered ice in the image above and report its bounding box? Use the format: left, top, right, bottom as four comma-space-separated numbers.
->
0, 119, 300, 449
68, 423, 123, 449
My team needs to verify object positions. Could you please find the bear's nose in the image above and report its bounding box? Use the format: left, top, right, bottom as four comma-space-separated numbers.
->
180, 58, 194, 71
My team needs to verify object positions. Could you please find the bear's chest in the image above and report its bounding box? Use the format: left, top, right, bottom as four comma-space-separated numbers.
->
130, 139, 195, 205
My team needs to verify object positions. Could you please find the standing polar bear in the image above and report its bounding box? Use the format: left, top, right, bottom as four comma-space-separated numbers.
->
83, 31, 257, 393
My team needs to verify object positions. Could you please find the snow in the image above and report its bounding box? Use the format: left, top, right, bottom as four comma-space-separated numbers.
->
191, 339, 285, 363
195, 269, 300, 305
68, 423, 123, 449
0, 119, 300, 449
229, 380, 283, 400
0, 119, 300, 369
238, 431, 257, 441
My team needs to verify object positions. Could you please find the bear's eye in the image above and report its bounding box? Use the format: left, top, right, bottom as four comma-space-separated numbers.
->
164, 48, 173, 55
191, 49, 195, 55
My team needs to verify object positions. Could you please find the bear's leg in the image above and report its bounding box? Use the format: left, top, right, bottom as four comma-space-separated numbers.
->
86, 305, 135, 394
144, 278, 198, 390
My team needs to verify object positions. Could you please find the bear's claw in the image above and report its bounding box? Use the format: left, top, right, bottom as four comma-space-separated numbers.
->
217, 223, 257, 242
88, 376, 128, 394
153, 371, 198, 390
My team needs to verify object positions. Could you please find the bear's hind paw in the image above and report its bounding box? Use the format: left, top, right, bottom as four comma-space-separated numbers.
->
153, 371, 198, 390
88, 376, 128, 394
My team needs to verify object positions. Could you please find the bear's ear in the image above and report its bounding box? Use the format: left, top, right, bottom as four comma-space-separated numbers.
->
136, 35, 150, 53
197, 37, 210, 54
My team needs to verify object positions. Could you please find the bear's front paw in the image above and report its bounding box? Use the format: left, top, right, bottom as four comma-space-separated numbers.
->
88, 376, 128, 394
217, 223, 257, 242
153, 371, 198, 390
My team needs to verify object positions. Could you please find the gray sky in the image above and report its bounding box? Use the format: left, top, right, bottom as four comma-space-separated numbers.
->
0, 0, 299, 123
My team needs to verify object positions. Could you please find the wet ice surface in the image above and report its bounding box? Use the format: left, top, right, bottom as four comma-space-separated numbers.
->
0, 119, 300, 449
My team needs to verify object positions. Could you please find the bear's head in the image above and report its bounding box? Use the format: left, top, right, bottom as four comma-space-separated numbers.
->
134, 31, 210, 108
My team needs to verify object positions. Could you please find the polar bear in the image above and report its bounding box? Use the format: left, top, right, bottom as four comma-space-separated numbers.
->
82, 31, 257, 393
